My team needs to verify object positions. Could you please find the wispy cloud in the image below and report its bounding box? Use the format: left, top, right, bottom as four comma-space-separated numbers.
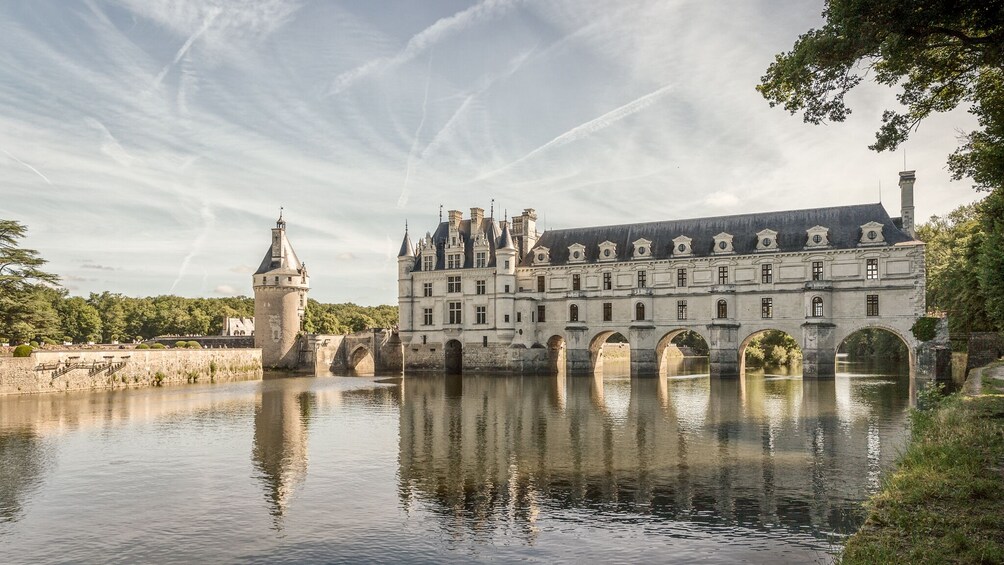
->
327, 0, 522, 96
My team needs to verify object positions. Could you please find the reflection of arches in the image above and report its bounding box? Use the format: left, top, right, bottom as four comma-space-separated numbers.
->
738, 329, 803, 378
655, 329, 710, 377
546, 335, 566, 376
348, 345, 374, 375
445, 340, 463, 375
836, 325, 914, 375
589, 330, 630, 377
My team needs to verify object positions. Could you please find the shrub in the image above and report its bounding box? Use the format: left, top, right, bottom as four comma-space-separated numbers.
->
186, 341, 202, 349
12, 345, 33, 357
153, 371, 166, 385
150, 343, 167, 350
136, 343, 150, 350
911, 316, 940, 342
29, 341, 39, 348
175, 341, 187, 349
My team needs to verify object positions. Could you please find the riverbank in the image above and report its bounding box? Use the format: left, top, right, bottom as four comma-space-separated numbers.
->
0, 348, 262, 395
841, 363, 1004, 564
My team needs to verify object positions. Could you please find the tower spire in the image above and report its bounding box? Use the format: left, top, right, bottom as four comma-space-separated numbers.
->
277, 206, 286, 229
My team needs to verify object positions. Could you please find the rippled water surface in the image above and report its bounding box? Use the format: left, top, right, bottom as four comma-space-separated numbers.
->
0, 362, 913, 564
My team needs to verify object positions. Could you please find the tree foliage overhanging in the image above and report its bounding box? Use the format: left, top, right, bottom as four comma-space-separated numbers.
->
758, 0, 1004, 191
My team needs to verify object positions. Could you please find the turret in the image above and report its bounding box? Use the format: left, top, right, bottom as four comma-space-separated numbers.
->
899, 170, 916, 238
253, 210, 310, 368
397, 222, 415, 331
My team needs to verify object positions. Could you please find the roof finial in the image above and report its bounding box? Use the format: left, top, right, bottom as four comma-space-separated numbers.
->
439, 204, 443, 223
277, 206, 286, 229
504, 208, 508, 223
405, 219, 409, 234
490, 198, 495, 219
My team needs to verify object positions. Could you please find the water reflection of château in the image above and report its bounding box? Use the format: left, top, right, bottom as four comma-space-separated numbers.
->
397, 374, 910, 543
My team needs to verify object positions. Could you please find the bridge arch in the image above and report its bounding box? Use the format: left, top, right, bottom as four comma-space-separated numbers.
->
444, 339, 463, 375
738, 328, 803, 378
655, 329, 710, 377
588, 329, 630, 377
835, 324, 915, 376
348, 344, 374, 375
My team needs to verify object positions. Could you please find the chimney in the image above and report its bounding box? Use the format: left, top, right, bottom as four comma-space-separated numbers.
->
899, 170, 916, 238
447, 209, 463, 229
470, 207, 484, 232
519, 208, 539, 257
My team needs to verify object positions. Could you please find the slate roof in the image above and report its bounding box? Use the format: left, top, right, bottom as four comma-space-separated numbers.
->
521, 203, 913, 266
398, 231, 414, 257
411, 218, 505, 270
254, 235, 304, 275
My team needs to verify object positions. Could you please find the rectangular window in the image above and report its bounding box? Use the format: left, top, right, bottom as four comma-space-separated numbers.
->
447, 276, 461, 293
718, 266, 729, 285
603, 272, 612, 290
866, 258, 878, 280
677, 268, 687, 287
504, 314, 510, 323
475, 306, 486, 325
867, 295, 879, 316
504, 284, 510, 293
812, 261, 823, 281
423, 255, 434, 271
537, 305, 546, 323
677, 300, 687, 321
475, 280, 486, 295
504, 260, 510, 270
603, 302, 612, 322
483, 335, 488, 347
423, 282, 432, 297
448, 302, 462, 324
761, 264, 773, 284
637, 270, 647, 288
475, 251, 487, 268
761, 297, 773, 319
423, 308, 433, 326
516, 312, 522, 323
537, 275, 546, 292
447, 253, 462, 269
572, 274, 581, 291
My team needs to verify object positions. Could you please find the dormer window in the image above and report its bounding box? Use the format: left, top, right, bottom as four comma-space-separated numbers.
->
632, 238, 653, 260
713, 232, 734, 254
756, 229, 778, 252
672, 236, 692, 257
568, 243, 586, 264
806, 225, 830, 248
534, 247, 551, 265
859, 222, 886, 246
598, 241, 617, 262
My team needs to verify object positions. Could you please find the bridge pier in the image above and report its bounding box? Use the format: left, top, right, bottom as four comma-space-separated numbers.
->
802, 321, 837, 379
708, 322, 741, 379
629, 323, 658, 378
566, 348, 592, 376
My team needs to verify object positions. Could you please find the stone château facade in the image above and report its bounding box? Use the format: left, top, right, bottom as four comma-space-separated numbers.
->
397, 171, 927, 378
253, 213, 309, 368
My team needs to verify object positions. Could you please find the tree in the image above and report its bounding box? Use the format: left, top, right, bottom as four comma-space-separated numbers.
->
58, 297, 102, 343
0, 220, 60, 343
758, 1, 1004, 191
977, 190, 1004, 328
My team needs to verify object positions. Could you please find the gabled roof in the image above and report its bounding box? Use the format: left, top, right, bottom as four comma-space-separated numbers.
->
410, 218, 505, 270
520, 203, 914, 266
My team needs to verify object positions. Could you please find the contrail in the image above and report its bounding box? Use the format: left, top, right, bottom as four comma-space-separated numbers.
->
474, 83, 674, 182
397, 55, 434, 208
170, 199, 215, 293
155, 8, 219, 86
2, 149, 52, 185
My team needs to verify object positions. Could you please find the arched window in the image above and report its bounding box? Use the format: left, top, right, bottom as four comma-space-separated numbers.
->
635, 302, 645, 321
717, 299, 728, 319
569, 304, 579, 322
811, 296, 824, 317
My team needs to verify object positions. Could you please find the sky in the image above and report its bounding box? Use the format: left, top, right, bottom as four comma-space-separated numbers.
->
0, 0, 985, 305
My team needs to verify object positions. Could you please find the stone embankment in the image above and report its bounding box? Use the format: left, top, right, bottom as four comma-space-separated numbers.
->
0, 349, 262, 395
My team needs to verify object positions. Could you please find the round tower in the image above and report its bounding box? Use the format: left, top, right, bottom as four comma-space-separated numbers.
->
253, 212, 310, 368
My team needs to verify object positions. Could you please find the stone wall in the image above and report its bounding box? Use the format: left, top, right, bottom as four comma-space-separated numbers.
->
0, 349, 262, 396
967, 332, 1004, 371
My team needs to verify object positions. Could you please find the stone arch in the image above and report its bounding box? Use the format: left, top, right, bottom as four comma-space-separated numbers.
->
738, 328, 804, 378
588, 330, 630, 377
444, 339, 463, 375
835, 324, 915, 376
655, 329, 710, 377
348, 344, 374, 374
546, 334, 566, 376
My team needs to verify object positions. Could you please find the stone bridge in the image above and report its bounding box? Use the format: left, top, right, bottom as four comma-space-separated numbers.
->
300, 329, 403, 375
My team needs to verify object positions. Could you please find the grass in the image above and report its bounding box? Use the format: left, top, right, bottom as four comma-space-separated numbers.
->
841, 364, 1004, 564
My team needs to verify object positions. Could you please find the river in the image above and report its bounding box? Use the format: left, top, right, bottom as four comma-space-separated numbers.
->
0, 360, 913, 563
